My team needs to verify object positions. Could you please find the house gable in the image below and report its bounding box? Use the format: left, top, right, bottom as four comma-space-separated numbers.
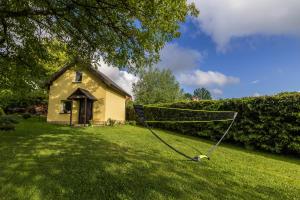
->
47, 66, 107, 123
47, 60, 131, 98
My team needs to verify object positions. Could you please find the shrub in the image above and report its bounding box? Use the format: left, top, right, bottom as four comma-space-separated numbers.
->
0, 107, 5, 116
0, 115, 20, 131
125, 121, 136, 126
141, 93, 300, 155
126, 100, 136, 121
0, 123, 15, 131
22, 113, 31, 119
0, 115, 20, 124
89, 120, 94, 127
107, 118, 117, 126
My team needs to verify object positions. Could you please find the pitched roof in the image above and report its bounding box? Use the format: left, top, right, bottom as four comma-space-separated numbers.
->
67, 88, 97, 100
47, 60, 132, 97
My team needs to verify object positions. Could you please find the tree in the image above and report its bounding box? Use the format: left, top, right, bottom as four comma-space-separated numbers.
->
183, 92, 193, 100
0, 1, 198, 71
193, 88, 212, 100
133, 69, 183, 104
0, 40, 70, 108
0, 1, 198, 108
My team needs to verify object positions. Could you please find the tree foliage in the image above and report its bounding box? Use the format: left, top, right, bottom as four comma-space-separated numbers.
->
133, 69, 183, 104
0, 0, 198, 110
183, 92, 193, 100
0, 0, 198, 70
0, 40, 69, 108
193, 88, 212, 100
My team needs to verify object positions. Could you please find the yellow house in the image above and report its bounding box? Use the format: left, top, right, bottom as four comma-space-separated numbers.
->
46, 60, 131, 125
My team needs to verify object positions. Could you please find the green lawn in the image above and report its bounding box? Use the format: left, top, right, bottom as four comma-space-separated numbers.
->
0, 118, 299, 200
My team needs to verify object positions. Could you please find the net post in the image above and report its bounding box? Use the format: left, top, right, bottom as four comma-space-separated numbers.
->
206, 112, 238, 158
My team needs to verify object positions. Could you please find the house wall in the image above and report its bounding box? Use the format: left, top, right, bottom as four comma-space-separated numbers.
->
47, 66, 107, 124
105, 89, 126, 122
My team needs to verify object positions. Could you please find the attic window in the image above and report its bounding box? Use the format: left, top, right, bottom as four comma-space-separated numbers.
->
75, 71, 82, 82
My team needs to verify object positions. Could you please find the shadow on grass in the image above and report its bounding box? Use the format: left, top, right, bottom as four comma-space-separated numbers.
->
0, 120, 295, 200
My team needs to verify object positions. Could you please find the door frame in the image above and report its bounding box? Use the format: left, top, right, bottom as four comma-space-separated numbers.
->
78, 98, 93, 124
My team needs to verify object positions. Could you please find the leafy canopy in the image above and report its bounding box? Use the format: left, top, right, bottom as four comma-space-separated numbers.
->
0, 0, 198, 70
193, 88, 212, 100
0, 40, 69, 108
133, 69, 184, 104
0, 1, 198, 108
183, 92, 193, 100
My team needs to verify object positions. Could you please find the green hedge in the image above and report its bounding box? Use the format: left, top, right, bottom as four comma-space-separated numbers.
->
129, 93, 300, 155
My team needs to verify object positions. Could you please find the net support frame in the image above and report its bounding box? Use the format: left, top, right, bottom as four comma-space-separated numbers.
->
134, 105, 238, 162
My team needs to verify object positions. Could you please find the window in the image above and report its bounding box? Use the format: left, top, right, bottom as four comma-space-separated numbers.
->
61, 101, 72, 114
75, 71, 82, 82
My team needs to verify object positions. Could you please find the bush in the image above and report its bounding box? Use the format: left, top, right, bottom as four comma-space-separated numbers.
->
22, 113, 31, 119
126, 100, 136, 121
125, 121, 136, 126
107, 118, 117, 126
0, 107, 5, 116
140, 93, 300, 155
0, 123, 15, 131
0, 90, 47, 110
0, 115, 20, 131
0, 115, 20, 124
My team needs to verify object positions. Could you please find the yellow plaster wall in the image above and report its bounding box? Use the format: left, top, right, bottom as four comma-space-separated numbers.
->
105, 89, 126, 121
47, 66, 107, 124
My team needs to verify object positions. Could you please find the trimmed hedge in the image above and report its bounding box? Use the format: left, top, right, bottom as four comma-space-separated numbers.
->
129, 93, 300, 155
143, 105, 235, 122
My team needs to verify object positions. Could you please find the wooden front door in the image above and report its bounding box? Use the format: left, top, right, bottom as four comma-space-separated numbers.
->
78, 99, 93, 124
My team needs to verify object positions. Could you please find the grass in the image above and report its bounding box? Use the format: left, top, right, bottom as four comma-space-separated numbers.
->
0, 118, 299, 200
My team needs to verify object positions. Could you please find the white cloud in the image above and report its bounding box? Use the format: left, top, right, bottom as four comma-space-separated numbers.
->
251, 80, 260, 84
156, 43, 203, 73
178, 70, 240, 87
97, 60, 139, 96
190, 0, 300, 50
155, 43, 239, 90
211, 88, 223, 95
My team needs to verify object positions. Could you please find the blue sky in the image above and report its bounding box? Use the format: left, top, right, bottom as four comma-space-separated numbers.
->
171, 21, 300, 98
154, 0, 300, 98
100, 0, 300, 99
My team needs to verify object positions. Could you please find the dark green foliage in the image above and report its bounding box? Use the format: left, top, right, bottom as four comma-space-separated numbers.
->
133, 69, 184, 104
193, 88, 212, 100
1, 1, 197, 111
0, 115, 20, 124
22, 113, 31, 119
0, 115, 20, 131
135, 93, 300, 155
125, 121, 137, 126
0, 107, 5, 116
107, 118, 117, 126
126, 100, 137, 121
0, 89, 47, 110
143, 106, 235, 122
0, 123, 15, 131
183, 92, 193, 100
0, 0, 198, 76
